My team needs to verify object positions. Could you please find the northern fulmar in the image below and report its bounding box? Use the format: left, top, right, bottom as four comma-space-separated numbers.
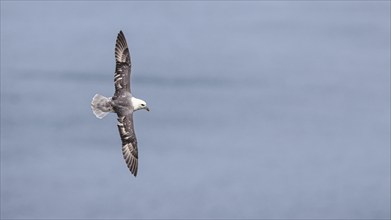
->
91, 31, 149, 177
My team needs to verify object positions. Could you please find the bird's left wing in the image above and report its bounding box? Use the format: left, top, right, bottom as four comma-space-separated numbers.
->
117, 112, 138, 176
114, 31, 132, 96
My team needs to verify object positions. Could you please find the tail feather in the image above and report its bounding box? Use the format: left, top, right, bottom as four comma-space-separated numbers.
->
91, 94, 113, 119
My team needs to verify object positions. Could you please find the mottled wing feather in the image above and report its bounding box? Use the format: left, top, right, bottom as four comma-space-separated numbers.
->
117, 113, 138, 176
114, 31, 131, 95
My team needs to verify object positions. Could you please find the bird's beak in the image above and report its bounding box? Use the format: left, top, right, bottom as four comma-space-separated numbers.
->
145, 107, 150, 112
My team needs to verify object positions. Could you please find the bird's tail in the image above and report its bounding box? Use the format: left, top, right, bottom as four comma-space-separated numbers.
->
91, 94, 113, 119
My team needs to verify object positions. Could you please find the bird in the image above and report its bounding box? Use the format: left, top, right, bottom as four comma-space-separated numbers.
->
91, 30, 149, 177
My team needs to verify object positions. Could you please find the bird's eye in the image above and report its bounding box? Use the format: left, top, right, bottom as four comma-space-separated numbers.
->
141, 104, 145, 107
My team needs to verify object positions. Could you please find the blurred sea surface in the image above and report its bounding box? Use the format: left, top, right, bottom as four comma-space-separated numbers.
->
1, 1, 390, 219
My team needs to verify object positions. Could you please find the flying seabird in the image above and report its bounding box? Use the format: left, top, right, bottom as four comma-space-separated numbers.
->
91, 31, 149, 177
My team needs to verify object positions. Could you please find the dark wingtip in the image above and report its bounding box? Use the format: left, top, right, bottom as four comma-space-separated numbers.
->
115, 30, 130, 64
123, 150, 138, 177
130, 164, 138, 177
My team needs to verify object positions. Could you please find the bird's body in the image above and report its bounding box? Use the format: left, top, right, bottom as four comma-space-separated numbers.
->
91, 31, 149, 177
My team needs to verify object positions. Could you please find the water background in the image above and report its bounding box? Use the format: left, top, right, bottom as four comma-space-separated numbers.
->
1, 1, 390, 219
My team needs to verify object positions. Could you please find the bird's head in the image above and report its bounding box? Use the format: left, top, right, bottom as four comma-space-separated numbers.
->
131, 97, 150, 112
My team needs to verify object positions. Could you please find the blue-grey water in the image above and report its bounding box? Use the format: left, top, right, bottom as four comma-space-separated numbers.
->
1, 1, 390, 219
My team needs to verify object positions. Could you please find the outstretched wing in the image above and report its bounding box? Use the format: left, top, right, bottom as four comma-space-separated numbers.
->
117, 113, 138, 176
114, 31, 131, 96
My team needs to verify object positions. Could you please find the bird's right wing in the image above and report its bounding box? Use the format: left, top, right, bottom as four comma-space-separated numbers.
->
117, 112, 138, 176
